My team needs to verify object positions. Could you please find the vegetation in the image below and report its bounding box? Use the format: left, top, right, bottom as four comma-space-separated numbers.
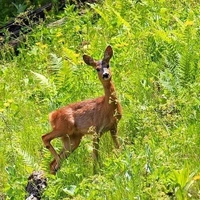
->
0, 0, 54, 26
0, 0, 200, 199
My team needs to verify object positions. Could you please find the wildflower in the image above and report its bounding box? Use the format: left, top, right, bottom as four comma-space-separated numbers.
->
4, 102, 10, 108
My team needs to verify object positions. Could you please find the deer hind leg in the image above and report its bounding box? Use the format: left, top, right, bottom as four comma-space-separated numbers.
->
42, 130, 64, 173
50, 134, 82, 174
110, 126, 120, 149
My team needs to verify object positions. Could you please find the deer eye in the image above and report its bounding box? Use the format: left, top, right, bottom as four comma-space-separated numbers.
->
96, 68, 100, 72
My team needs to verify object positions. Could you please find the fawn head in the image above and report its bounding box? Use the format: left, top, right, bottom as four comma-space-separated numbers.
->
83, 45, 113, 81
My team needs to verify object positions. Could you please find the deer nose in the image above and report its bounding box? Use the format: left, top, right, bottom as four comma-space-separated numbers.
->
103, 73, 109, 79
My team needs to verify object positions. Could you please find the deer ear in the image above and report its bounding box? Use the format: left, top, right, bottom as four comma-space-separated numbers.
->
83, 55, 96, 66
103, 45, 113, 62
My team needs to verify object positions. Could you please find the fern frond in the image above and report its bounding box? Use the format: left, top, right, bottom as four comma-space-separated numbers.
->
90, 4, 110, 25
164, 43, 180, 76
31, 71, 50, 87
48, 53, 63, 73
16, 148, 40, 172
178, 51, 198, 85
63, 47, 80, 65
109, 6, 131, 30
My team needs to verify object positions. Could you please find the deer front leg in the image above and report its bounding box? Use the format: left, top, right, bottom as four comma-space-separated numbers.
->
93, 133, 101, 174
110, 125, 120, 149
50, 135, 82, 174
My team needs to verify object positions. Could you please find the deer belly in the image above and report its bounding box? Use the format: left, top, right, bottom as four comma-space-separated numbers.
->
97, 118, 116, 133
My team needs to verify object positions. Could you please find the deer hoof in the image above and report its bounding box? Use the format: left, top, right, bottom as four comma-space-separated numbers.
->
50, 159, 60, 174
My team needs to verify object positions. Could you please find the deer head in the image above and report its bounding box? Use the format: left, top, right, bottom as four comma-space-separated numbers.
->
83, 45, 113, 81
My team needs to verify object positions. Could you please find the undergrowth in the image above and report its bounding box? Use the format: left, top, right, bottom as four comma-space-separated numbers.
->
0, 0, 200, 199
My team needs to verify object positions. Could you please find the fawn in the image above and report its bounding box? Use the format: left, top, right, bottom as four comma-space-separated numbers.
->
42, 45, 122, 174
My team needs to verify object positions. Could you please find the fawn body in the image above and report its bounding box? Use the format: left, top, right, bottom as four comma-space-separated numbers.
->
42, 46, 122, 174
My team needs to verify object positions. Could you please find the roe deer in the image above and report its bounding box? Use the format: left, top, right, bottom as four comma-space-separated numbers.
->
42, 45, 122, 174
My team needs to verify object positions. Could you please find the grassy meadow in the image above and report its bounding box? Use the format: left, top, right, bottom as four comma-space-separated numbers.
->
0, 0, 200, 199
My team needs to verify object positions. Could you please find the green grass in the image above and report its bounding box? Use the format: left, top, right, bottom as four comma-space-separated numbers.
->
0, 0, 200, 199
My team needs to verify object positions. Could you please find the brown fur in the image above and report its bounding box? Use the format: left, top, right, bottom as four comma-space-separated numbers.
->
42, 46, 122, 174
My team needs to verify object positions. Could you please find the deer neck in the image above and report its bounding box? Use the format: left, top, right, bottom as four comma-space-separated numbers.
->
102, 79, 118, 105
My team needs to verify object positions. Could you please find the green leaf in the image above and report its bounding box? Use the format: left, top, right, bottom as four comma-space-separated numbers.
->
31, 71, 50, 87
63, 185, 76, 196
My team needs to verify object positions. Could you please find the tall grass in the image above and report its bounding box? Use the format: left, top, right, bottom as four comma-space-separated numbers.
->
0, 0, 200, 199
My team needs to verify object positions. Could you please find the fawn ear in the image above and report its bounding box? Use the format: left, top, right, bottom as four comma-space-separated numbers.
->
103, 45, 113, 62
83, 55, 96, 66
